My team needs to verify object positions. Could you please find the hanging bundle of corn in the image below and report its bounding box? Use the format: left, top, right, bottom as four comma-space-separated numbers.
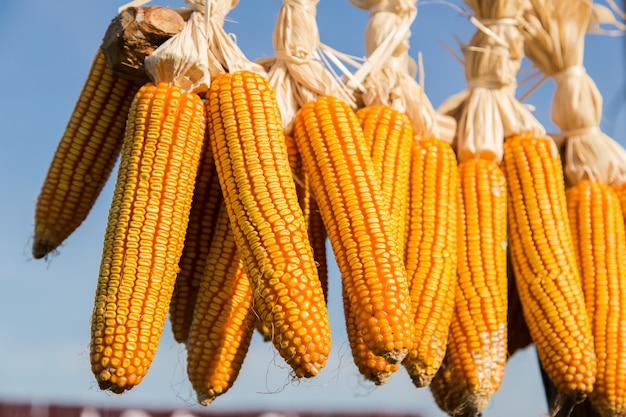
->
168, 0, 243, 345
32, 48, 144, 259
430, 0, 586, 413
254, 0, 356, 314
522, 1, 626, 415
293, 94, 414, 366
89, 0, 210, 393
198, 1, 331, 378
259, 0, 417, 375
346, 0, 459, 388
207, 69, 332, 378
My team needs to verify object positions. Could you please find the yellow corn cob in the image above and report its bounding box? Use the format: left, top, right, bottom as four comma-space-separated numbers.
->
205, 70, 331, 378
33, 49, 142, 259
431, 158, 507, 415
567, 180, 626, 416
169, 138, 223, 344
90, 82, 205, 392
402, 136, 458, 387
293, 95, 413, 363
356, 105, 413, 255
252, 135, 328, 342
503, 134, 596, 396
336, 105, 413, 384
186, 202, 255, 406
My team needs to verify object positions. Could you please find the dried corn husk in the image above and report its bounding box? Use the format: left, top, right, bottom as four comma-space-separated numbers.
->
522, 0, 626, 186
256, 0, 355, 133
437, 0, 545, 162
143, 8, 210, 92
348, 0, 456, 141
144, 0, 264, 92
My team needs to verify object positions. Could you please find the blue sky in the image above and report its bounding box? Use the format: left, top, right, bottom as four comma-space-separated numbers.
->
0, 1, 624, 416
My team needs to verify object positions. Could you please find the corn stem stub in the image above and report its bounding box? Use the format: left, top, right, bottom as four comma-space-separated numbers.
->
186, 203, 255, 406
402, 136, 458, 387
205, 70, 331, 378
567, 180, 626, 416
293, 95, 413, 364
503, 134, 596, 397
90, 82, 206, 393
33, 49, 142, 259
431, 158, 508, 416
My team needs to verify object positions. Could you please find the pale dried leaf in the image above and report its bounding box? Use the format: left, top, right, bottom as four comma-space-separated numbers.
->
144, 10, 211, 93
205, 0, 265, 76
589, 3, 626, 33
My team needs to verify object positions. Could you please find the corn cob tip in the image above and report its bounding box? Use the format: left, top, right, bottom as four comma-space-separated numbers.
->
383, 348, 408, 365
196, 390, 217, 407
366, 370, 395, 386
548, 391, 590, 417
438, 392, 491, 417
32, 240, 57, 260
294, 360, 326, 378
406, 369, 435, 388
94, 372, 133, 394
357, 355, 399, 386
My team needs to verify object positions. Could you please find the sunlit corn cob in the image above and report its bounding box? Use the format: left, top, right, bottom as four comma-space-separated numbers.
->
506, 250, 533, 358
567, 180, 626, 416
205, 70, 331, 378
402, 136, 458, 387
169, 137, 223, 344
186, 202, 255, 406
293, 95, 413, 363
502, 134, 596, 396
337, 105, 413, 383
90, 82, 205, 392
356, 105, 413, 255
431, 158, 507, 415
33, 49, 142, 259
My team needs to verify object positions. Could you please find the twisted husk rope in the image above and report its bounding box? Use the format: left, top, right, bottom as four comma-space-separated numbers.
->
349, 0, 456, 141
521, 0, 626, 186
437, 0, 546, 162
256, 0, 355, 133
